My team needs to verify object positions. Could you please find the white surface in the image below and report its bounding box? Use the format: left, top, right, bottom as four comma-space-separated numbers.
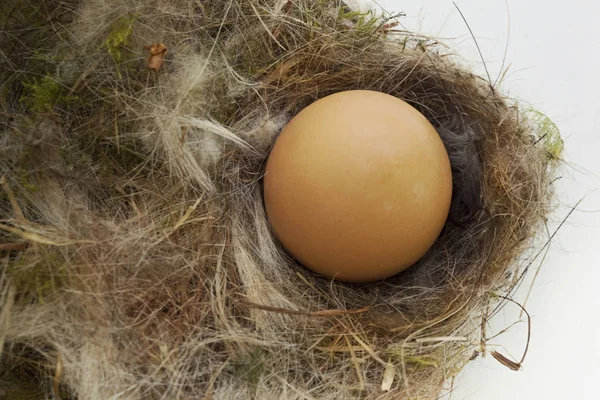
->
361, 1, 600, 399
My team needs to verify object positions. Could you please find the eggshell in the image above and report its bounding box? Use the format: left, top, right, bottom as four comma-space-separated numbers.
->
263, 90, 452, 283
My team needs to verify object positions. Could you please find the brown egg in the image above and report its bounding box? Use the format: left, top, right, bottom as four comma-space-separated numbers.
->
263, 90, 452, 283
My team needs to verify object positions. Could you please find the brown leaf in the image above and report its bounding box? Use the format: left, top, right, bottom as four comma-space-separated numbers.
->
491, 350, 522, 371
381, 362, 396, 392
147, 43, 167, 72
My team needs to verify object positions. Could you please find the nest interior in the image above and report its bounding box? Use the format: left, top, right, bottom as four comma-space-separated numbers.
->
0, 0, 559, 399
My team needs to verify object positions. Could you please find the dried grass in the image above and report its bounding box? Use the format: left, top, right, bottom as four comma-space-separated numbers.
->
0, 0, 559, 398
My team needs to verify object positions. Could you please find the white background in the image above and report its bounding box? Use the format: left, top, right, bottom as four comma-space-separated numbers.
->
356, 1, 600, 399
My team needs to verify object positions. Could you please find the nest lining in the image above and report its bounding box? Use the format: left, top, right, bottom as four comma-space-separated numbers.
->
0, 0, 558, 399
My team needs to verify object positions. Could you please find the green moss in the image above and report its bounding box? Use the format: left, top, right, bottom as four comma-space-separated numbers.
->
338, 8, 379, 35
404, 355, 439, 368
385, 348, 440, 369
104, 14, 137, 75
526, 108, 564, 160
20, 76, 62, 112
1, 1, 76, 111
20, 75, 78, 112
340, 9, 377, 27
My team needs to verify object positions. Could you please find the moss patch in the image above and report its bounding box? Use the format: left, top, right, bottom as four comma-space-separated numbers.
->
20, 75, 78, 112
527, 108, 564, 160
104, 14, 137, 70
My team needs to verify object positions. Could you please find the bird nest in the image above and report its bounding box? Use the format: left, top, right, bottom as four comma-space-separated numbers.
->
0, 0, 560, 399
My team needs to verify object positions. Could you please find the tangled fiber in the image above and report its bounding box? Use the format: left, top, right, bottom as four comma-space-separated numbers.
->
0, 0, 561, 398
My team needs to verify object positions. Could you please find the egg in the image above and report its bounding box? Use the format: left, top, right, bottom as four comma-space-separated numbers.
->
263, 90, 452, 283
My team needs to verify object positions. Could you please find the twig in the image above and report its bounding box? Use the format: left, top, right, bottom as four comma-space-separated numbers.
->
490, 295, 531, 371
480, 300, 489, 357
0, 242, 27, 252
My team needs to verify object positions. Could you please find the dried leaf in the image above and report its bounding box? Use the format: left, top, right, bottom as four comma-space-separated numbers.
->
381, 362, 396, 392
491, 351, 522, 371
147, 43, 167, 71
